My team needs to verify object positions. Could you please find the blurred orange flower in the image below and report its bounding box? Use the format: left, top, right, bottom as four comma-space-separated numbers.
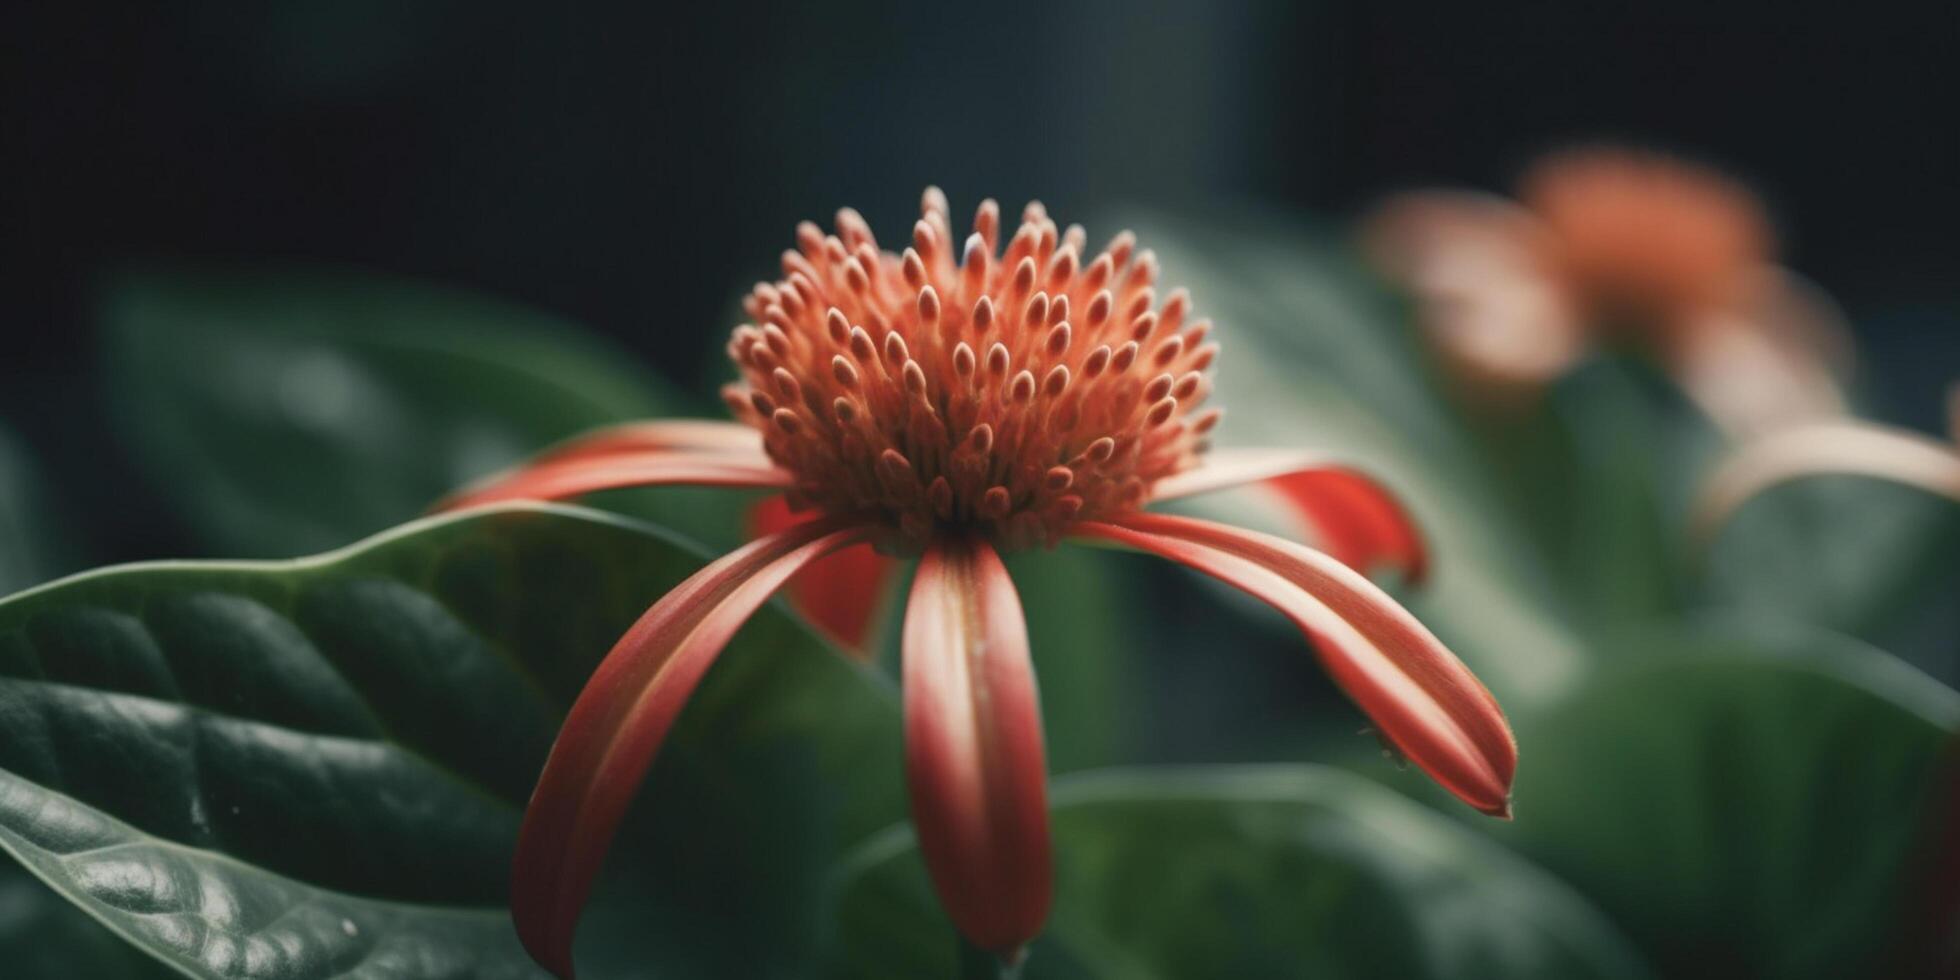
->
1367, 146, 1852, 437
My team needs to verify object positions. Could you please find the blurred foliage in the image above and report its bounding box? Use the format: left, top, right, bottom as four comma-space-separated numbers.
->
1500, 620, 1959, 979
104, 269, 693, 557
1705, 476, 1960, 686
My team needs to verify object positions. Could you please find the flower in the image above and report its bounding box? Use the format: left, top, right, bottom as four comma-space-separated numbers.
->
1365, 146, 1851, 437
439, 190, 1516, 977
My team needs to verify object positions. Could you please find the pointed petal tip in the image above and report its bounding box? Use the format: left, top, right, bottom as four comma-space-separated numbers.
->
510, 903, 576, 979
1485, 797, 1515, 821
1073, 513, 1514, 825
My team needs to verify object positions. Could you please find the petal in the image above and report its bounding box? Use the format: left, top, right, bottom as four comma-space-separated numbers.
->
1667, 301, 1848, 440
748, 495, 898, 657
511, 516, 870, 978
434, 450, 791, 512
533, 419, 766, 464
1151, 449, 1430, 583
1692, 420, 1960, 542
1363, 190, 1585, 397
903, 535, 1052, 953
1073, 513, 1515, 816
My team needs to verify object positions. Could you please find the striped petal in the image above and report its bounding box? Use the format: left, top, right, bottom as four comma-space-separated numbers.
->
1073, 512, 1514, 816
903, 534, 1053, 954
1151, 449, 1429, 583
532, 419, 766, 463
434, 450, 791, 512
748, 494, 898, 657
512, 516, 869, 978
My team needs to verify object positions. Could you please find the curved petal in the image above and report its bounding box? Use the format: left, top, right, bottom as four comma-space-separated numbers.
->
1073, 513, 1515, 816
512, 516, 870, 978
434, 451, 791, 513
533, 419, 766, 464
904, 534, 1052, 954
1692, 420, 1960, 542
748, 495, 898, 657
1151, 449, 1430, 584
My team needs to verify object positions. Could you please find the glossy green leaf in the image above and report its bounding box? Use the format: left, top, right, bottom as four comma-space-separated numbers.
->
1501, 622, 1960, 979
0, 504, 903, 978
103, 269, 694, 557
0, 856, 178, 979
829, 765, 1653, 980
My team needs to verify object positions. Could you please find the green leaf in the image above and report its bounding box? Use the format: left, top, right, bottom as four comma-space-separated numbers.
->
1525, 361, 1693, 630
0, 504, 902, 978
0, 855, 178, 979
1004, 545, 1141, 774
829, 765, 1653, 980
1502, 621, 1960, 979
103, 268, 694, 557
1703, 475, 1960, 685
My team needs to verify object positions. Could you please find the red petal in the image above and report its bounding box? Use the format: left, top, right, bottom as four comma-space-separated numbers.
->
434, 451, 790, 513
511, 517, 869, 978
1151, 449, 1430, 584
747, 495, 898, 657
903, 535, 1053, 953
532, 420, 765, 464
1074, 513, 1515, 816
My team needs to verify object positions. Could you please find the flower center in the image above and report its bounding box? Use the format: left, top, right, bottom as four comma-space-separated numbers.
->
723, 189, 1220, 551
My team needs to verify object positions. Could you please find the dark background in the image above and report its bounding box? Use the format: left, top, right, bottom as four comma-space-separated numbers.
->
6, 1, 1957, 561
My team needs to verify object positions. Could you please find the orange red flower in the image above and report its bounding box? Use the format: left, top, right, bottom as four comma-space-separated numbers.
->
440, 190, 1516, 976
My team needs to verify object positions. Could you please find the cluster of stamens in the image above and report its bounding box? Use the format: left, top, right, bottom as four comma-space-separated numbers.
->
722, 188, 1221, 551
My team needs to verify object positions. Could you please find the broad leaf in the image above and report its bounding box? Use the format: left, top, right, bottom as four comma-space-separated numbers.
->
0, 857, 178, 979
828, 765, 1653, 980
1703, 475, 1960, 685
0, 504, 903, 978
1501, 622, 1960, 979
103, 269, 696, 557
